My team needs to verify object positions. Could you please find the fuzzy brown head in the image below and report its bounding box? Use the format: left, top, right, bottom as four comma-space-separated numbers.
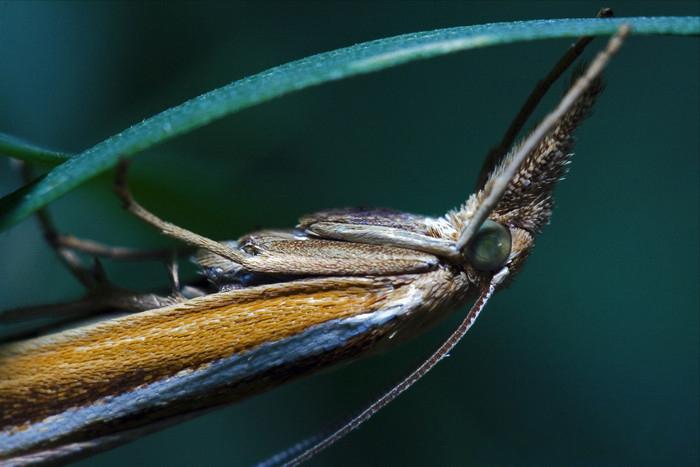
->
453, 73, 604, 278
489, 74, 604, 234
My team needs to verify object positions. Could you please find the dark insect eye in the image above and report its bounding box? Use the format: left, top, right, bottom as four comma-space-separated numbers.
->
465, 219, 512, 271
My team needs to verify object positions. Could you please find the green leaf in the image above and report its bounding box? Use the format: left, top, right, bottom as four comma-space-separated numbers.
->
0, 133, 70, 165
1, 16, 698, 230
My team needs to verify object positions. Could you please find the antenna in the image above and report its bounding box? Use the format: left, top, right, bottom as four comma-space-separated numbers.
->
258, 268, 509, 467
258, 24, 630, 467
456, 24, 629, 251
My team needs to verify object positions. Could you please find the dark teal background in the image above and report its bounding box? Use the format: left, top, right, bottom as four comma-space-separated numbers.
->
0, 2, 698, 466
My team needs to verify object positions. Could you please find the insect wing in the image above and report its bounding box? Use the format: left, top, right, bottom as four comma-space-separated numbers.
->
299, 208, 457, 257
0, 271, 462, 464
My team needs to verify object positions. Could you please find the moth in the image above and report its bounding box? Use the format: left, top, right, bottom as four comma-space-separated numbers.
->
0, 25, 628, 466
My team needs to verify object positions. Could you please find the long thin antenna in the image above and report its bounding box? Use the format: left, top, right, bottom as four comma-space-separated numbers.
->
456, 25, 630, 251
476, 7, 614, 188
257, 268, 509, 467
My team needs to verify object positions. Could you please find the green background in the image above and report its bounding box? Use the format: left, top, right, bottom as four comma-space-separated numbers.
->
0, 2, 697, 466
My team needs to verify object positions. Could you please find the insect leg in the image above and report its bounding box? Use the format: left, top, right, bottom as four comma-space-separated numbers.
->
1, 163, 189, 328
42, 234, 191, 261
17, 161, 192, 288
17, 161, 109, 289
114, 160, 250, 266
164, 251, 206, 299
0, 290, 178, 325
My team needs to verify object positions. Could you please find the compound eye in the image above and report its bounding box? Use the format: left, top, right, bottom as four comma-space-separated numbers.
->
465, 219, 512, 271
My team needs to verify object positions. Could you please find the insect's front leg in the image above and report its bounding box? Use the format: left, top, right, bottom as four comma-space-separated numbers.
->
114, 160, 252, 267
3, 162, 192, 327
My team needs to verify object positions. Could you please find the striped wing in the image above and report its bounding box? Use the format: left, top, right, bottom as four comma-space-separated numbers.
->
0, 268, 467, 464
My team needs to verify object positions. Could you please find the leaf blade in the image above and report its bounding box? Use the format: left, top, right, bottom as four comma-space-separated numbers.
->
0, 133, 70, 165
1, 16, 698, 230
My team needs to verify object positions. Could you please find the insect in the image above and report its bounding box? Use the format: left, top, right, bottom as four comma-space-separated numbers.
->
0, 25, 635, 465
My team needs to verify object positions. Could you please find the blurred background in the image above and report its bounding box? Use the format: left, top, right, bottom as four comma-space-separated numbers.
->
0, 1, 698, 466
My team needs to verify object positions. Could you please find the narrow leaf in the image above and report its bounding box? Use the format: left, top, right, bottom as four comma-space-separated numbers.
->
1, 16, 698, 230
0, 133, 70, 165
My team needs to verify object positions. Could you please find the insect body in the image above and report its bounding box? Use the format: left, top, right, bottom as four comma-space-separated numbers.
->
0, 27, 627, 466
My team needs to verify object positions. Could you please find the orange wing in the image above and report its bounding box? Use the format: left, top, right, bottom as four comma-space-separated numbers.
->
0, 268, 470, 464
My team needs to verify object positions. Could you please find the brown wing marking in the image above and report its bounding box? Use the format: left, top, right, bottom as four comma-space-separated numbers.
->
0, 276, 402, 430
